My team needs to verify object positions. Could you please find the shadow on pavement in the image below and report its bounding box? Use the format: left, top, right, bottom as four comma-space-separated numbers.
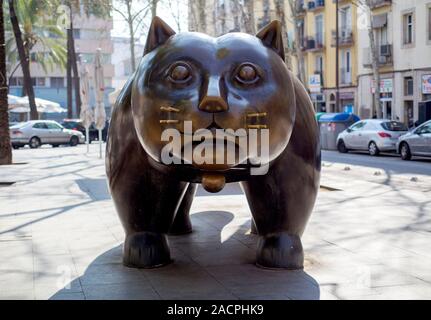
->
50, 211, 320, 300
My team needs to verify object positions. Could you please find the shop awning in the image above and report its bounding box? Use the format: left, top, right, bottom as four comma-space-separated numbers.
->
372, 14, 387, 29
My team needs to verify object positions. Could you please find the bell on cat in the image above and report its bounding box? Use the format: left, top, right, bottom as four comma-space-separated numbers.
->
106, 16, 321, 270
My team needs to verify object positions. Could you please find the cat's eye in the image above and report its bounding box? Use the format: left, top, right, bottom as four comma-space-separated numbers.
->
167, 62, 192, 84
235, 63, 259, 85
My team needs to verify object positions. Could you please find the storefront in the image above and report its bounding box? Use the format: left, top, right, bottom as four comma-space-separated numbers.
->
372, 78, 393, 119
339, 91, 355, 113
422, 74, 431, 101
310, 93, 326, 112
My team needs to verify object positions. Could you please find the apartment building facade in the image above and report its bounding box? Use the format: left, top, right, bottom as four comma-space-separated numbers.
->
188, 0, 298, 73
358, 0, 431, 125
8, 14, 115, 120
299, 0, 358, 113
188, 0, 358, 113
111, 36, 145, 90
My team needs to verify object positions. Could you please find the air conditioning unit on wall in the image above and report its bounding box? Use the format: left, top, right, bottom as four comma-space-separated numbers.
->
380, 44, 391, 56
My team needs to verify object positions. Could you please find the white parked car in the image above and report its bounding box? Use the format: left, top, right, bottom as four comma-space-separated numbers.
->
336, 119, 408, 156
10, 120, 85, 149
396, 120, 431, 160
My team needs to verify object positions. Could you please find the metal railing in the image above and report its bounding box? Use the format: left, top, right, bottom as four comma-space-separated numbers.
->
369, 0, 392, 9
331, 28, 354, 46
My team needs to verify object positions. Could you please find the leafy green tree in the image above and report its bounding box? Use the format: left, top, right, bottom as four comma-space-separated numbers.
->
5, 0, 67, 78
7, 0, 39, 119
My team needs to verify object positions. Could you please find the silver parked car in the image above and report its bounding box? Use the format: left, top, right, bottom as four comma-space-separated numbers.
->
396, 120, 431, 160
10, 120, 85, 149
337, 119, 408, 156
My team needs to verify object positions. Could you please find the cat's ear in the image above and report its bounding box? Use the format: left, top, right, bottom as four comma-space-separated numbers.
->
256, 20, 285, 61
144, 16, 176, 55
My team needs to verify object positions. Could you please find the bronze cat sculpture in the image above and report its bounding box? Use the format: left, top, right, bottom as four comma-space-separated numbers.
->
106, 17, 321, 269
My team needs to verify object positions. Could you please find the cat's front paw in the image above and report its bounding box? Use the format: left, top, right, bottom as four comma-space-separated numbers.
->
256, 232, 304, 270
123, 232, 172, 268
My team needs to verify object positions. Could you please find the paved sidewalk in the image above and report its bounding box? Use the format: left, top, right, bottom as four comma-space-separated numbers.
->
0, 145, 430, 300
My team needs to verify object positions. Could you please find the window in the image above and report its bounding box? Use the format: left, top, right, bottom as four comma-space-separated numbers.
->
350, 121, 366, 131
403, 12, 414, 45
379, 25, 388, 46
315, 55, 323, 73
315, 15, 324, 46
46, 122, 62, 130
346, 51, 351, 73
339, 6, 352, 34
32, 78, 46, 87
9, 77, 24, 86
73, 29, 81, 39
341, 50, 351, 84
33, 123, 48, 129
381, 121, 408, 132
428, 6, 431, 42
51, 77, 64, 88
417, 123, 431, 134
404, 77, 414, 96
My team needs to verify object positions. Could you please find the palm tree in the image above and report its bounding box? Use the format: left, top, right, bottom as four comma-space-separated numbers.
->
8, 0, 38, 119
5, 0, 67, 80
0, 0, 12, 165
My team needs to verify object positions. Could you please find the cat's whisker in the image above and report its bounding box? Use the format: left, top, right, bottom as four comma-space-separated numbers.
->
160, 120, 180, 124
160, 106, 180, 113
247, 124, 267, 129
247, 112, 267, 118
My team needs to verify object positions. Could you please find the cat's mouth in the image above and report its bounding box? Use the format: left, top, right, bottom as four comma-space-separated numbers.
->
165, 121, 248, 171
176, 121, 248, 138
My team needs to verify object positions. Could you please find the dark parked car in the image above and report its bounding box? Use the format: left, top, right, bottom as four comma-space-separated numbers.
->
61, 119, 109, 142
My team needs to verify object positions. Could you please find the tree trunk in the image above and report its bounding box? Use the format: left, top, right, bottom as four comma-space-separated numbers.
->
288, 0, 306, 83
242, 0, 256, 34
366, 1, 381, 118
0, 0, 12, 165
67, 26, 73, 118
151, 0, 158, 18
232, 0, 241, 32
126, 0, 136, 72
197, 0, 206, 33
274, 0, 292, 70
70, 12, 81, 117
8, 0, 38, 120
262, 0, 271, 26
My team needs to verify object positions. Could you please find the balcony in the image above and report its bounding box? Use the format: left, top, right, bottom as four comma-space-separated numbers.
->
363, 44, 393, 67
296, 0, 306, 16
303, 36, 325, 52
331, 28, 354, 47
369, 0, 392, 9
307, 0, 325, 12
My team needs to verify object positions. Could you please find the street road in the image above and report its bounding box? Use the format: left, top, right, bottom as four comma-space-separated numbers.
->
322, 150, 431, 176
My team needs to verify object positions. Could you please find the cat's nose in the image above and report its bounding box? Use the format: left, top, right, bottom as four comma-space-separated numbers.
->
199, 76, 228, 113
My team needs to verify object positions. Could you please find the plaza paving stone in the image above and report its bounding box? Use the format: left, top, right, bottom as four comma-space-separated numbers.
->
0, 144, 430, 300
